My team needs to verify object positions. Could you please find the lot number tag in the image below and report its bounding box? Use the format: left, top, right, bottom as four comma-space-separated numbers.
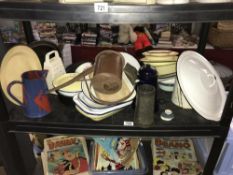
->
124, 121, 134, 126
94, 3, 108, 13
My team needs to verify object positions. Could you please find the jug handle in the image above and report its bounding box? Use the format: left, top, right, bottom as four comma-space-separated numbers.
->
45, 50, 59, 62
7, 81, 24, 106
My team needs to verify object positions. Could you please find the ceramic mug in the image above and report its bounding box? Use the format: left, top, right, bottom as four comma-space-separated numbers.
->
7, 70, 52, 118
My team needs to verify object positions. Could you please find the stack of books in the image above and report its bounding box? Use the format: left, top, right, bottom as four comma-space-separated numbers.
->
31, 22, 58, 43
155, 24, 173, 48
41, 136, 90, 175
61, 33, 77, 43
81, 32, 97, 46
151, 137, 203, 175
98, 24, 113, 46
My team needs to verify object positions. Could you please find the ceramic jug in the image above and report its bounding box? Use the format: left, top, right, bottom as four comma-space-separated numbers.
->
7, 70, 52, 118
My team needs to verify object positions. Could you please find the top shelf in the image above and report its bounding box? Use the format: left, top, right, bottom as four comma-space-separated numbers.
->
0, 1, 233, 23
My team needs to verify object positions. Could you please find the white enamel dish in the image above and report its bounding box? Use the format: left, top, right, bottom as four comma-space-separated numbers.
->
177, 51, 226, 121
74, 105, 121, 122
73, 93, 132, 115
81, 72, 136, 104
58, 90, 78, 97
78, 92, 108, 109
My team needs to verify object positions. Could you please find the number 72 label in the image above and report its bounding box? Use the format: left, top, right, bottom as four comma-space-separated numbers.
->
94, 3, 109, 13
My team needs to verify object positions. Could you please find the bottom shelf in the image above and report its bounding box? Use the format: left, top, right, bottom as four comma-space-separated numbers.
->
32, 136, 213, 175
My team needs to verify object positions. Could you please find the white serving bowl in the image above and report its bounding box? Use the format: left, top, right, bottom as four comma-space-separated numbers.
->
141, 55, 178, 62
73, 92, 133, 114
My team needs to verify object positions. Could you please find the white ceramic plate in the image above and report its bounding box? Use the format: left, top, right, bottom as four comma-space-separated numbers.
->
120, 52, 140, 71
0, 45, 42, 105
177, 51, 226, 121
75, 62, 92, 74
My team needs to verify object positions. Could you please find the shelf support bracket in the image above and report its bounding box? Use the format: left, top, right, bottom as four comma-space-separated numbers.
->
197, 23, 210, 54
23, 21, 34, 44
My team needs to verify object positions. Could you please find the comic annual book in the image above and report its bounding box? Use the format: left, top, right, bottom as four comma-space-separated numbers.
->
151, 137, 202, 175
93, 142, 139, 171
92, 137, 140, 164
42, 136, 89, 175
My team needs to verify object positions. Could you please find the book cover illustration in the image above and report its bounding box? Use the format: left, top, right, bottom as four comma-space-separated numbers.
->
92, 137, 140, 165
43, 136, 89, 175
94, 142, 139, 171
92, 136, 119, 161
152, 137, 202, 175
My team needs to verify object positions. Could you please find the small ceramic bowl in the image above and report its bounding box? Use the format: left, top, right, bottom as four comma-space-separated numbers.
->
158, 76, 176, 92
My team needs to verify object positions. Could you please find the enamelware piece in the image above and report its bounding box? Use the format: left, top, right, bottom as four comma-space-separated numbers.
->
177, 51, 226, 121
0, 45, 42, 105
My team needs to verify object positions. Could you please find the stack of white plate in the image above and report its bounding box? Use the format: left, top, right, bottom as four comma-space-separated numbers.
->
141, 50, 179, 76
72, 52, 140, 121
73, 92, 133, 121
73, 71, 137, 121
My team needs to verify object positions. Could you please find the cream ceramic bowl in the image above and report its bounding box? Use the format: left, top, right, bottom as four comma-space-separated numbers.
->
141, 55, 178, 62
145, 62, 177, 76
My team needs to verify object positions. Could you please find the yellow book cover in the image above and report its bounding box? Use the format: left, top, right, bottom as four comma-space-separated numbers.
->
151, 137, 202, 175
43, 136, 89, 175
